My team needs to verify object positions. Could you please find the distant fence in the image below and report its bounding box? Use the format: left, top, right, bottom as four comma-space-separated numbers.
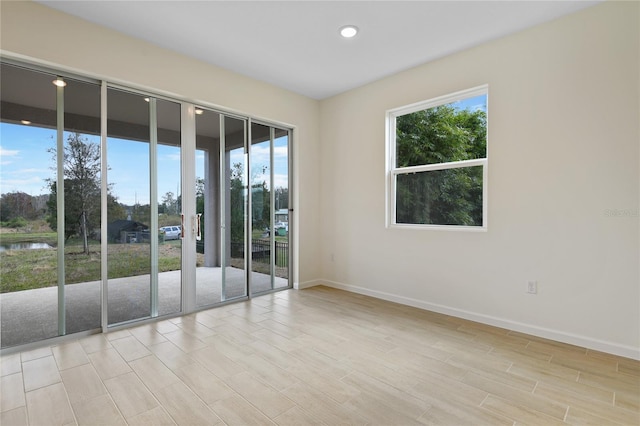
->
230, 239, 288, 267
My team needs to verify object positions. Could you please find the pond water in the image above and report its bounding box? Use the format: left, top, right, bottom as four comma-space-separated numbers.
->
0, 242, 53, 252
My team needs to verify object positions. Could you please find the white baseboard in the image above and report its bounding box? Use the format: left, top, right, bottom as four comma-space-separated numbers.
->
318, 279, 640, 361
294, 279, 323, 290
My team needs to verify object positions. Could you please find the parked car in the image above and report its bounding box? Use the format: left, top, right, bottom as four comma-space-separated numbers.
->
160, 226, 181, 240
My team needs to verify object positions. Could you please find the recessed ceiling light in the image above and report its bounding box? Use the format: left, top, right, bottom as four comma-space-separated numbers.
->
52, 78, 66, 87
195, 108, 204, 115
144, 97, 150, 102
340, 25, 358, 38
21, 120, 31, 125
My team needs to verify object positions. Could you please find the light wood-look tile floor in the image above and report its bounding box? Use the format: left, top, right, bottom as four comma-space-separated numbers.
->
1, 286, 639, 425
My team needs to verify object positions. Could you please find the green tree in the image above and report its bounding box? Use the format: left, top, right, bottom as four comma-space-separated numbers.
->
0, 191, 38, 222
161, 191, 178, 215
229, 162, 245, 244
47, 133, 123, 254
130, 203, 151, 224
396, 104, 486, 226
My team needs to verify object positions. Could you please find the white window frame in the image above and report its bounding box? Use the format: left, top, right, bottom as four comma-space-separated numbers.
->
386, 85, 488, 231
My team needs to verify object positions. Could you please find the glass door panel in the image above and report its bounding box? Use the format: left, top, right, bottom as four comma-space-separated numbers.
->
106, 88, 151, 325
156, 99, 182, 317
249, 126, 290, 296
0, 64, 59, 347
250, 123, 273, 293
63, 78, 102, 334
195, 108, 222, 306
222, 116, 247, 301
273, 128, 290, 288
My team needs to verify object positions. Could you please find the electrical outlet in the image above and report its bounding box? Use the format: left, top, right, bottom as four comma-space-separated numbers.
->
527, 281, 538, 294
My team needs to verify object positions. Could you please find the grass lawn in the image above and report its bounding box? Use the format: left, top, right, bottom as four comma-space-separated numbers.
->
0, 239, 183, 294
1, 229, 288, 293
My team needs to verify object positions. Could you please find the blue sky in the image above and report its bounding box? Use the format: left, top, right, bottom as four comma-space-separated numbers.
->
452, 94, 487, 113
1, 122, 288, 206
0, 124, 56, 197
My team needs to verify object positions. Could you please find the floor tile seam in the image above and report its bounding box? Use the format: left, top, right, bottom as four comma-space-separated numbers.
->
111, 369, 181, 425
617, 366, 640, 376
615, 367, 640, 379
369, 372, 470, 413
482, 391, 568, 424
53, 356, 91, 373
110, 344, 152, 364
564, 401, 639, 425
461, 364, 538, 394
168, 345, 274, 415
339, 369, 431, 413
444, 351, 515, 374
532, 381, 628, 416
125, 355, 223, 424
159, 379, 225, 425
211, 386, 284, 422
0, 353, 22, 378
272, 405, 329, 426
612, 392, 640, 413
19, 349, 54, 364
576, 371, 628, 406
25, 380, 77, 426
22, 375, 62, 394
464, 369, 572, 417
127, 354, 182, 394
226, 368, 298, 403
102, 370, 165, 420
549, 353, 620, 371
305, 380, 359, 406
70, 390, 126, 424
0, 373, 27, 414
535, 373, 619, 406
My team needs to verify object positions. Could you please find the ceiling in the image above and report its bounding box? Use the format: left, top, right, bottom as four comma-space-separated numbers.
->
37, 1, 601, 100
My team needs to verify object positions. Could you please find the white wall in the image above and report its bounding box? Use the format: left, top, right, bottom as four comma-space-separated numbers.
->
0, 0, 322, 286
319, 1, 639, 359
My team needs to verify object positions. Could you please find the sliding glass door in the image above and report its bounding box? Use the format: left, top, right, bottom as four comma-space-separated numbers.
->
193, 113, 291, 307
194, 111, 249, 305
0, 60, 292, 350
106, 88, 182, 326
249, 124, 290, 295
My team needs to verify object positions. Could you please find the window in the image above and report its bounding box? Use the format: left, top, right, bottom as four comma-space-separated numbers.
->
386, 85, 488, 230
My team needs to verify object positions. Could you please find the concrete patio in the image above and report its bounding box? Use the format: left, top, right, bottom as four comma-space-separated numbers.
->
0, 267, 287, 348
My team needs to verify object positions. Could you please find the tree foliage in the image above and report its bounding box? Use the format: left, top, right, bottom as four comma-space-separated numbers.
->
395, 104, 486, 226
47, 132, 123, 253
0, 192, 45, 222
229, 162, 245, 243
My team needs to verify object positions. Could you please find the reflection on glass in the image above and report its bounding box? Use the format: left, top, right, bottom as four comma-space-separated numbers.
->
396, 166, 484, 226
223, 116, 247, 300
273, 129, 290, 286
248, 125, 289, 296
195, 109, 222, 307
63, 78, 102, 334
157, 98, 182, 317
0, 64, 59, 348
250, 123, 272, 293
107, 88, 151, 325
